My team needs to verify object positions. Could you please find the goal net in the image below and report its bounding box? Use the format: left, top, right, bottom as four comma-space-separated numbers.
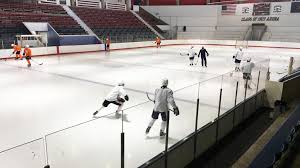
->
16, 35, 46, 48
235, 40, 248, 49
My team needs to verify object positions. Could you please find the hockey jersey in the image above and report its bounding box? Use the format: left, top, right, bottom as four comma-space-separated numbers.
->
153, 87, 177, 113
188, 49, 196, 58
235, 50, 244, 60
105, 85, 126, 102
242, 62, 255, 74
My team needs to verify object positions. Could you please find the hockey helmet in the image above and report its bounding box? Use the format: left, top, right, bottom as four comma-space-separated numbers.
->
162, 78, 168, 87
118, 80, 125, 86
25, 45, 29, 48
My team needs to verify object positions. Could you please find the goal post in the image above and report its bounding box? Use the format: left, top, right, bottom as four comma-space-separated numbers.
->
16, 35, 47, 48
235, 40, 248, 49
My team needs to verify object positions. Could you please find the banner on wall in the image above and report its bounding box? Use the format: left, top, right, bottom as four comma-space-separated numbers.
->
291, 2, 300, 13
253, 3, 271, 16
270, 2, 290, 15
221, 4, 237, 15
236, 4, 253, 16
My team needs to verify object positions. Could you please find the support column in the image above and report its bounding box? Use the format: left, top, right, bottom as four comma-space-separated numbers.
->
216, 88, 223, 143
164, 110, 170, 168
288, 57, 294, 75
193, 98, 200, 159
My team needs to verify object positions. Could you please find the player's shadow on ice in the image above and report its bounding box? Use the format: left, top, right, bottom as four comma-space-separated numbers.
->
145, 135, 179, 144
102, 113, 131, 123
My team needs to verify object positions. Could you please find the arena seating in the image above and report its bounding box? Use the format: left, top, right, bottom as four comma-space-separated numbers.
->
0, 2, 86, 48
137, 8, 167, 35
265, 27, 300, 43
71, 7, 156, 42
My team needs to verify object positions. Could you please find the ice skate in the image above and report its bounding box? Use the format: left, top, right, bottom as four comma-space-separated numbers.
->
115, 111, 121, 118
145, 127, 151, 134
92, 111, 99, 118
160, 130, 166, 136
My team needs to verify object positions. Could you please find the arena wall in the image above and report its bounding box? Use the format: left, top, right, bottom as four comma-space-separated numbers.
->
1, 40, 300, 59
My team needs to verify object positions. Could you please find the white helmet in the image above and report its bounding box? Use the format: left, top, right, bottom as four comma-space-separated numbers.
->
11, 44, 15, 47
162, 78, 168, 87
118, 80, 125, 86
239, 47, 243, 50
25, 45, 29, 48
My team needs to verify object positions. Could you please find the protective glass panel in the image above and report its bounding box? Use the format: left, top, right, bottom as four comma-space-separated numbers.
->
46, 114, 121, 168
0, 138, 46, 168
123, 102, 165, 168
220, 72, 238, 114
169, 84, 198, 145
197, 76, 223, 129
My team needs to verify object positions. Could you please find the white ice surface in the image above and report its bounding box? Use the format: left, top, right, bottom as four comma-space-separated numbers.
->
0, 45, 299, 168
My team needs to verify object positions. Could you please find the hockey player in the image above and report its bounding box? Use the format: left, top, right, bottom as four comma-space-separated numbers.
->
105, 36, 110, 51
93, 81, 129, 118
198, 46, 209, 67
145, 78, 179, 136
155, 37, 161, 48
11, 44, 22, 60
188, 46, 197, 66
23, 45, 32, 67
241, 58, 255, 89
233, 47, 244, 71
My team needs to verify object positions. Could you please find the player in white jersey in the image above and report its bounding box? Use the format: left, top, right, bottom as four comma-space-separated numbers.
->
145, 78, 179, 136
241, 58, 255, 89
93, 81, 129, 118
188, 46, 197, 66
233, 47, 244, 71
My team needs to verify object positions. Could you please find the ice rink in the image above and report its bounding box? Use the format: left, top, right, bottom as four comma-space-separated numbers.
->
0, 45, 299, 168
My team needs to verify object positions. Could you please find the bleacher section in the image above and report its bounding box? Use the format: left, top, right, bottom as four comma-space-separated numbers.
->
0, 2, 86, 48
137, 7, 167, 35
71, 7, 156, 42
265, 27, 300, 43
177, 26, 248, 40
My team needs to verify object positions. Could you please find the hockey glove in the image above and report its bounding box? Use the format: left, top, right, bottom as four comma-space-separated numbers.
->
117, 97, 125, 103
233, 55, 235, 59
173, 107, 179, 116
12, 52, 15, 54
125, 95, 129, 101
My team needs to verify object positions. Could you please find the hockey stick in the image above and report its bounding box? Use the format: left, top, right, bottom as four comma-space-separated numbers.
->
146, 92, 154, 102
195, 56, 199, 65
31, 58, 43, 65
1, 53, 14, 61
180, 52, 188, 56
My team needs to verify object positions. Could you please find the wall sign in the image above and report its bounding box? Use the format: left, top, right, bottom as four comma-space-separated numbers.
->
241, 16, 280, 22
